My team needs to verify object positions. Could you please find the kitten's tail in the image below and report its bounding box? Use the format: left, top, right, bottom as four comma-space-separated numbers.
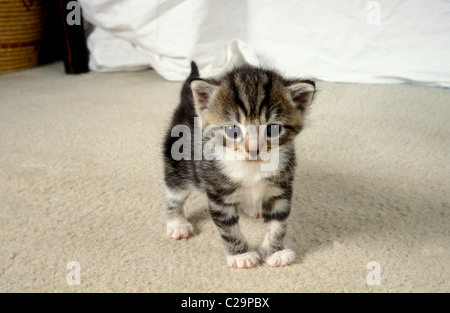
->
189, 61, 199, 78
181, 61, 200, 102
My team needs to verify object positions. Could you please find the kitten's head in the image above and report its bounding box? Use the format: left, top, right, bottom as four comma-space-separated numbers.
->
190, 65, 315, 165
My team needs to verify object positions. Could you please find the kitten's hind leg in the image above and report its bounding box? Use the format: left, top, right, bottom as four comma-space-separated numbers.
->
165, 186, 193, 240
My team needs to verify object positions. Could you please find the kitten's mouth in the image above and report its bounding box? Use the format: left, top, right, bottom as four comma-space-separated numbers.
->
246, 159, 261, 162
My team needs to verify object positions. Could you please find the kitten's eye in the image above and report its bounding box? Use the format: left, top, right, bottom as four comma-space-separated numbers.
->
266, 125, 281, 138
225, 125, 242, 139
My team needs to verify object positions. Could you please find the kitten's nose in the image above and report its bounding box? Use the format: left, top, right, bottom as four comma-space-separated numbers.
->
248, 148, 258, 160
245, 132, 259, 160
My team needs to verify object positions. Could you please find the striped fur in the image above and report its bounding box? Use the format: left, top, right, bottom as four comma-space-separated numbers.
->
163, 62, 315, 268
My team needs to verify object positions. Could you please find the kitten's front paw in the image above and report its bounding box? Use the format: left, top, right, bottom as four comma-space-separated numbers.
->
227, 251, 260, 269
166, 219, 193, 240
265, 249, 296, 267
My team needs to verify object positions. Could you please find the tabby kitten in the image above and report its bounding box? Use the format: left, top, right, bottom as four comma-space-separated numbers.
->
163, 62, 315, 268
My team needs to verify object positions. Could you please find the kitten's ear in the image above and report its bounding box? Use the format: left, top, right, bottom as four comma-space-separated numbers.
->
286, 81, 315, 112
190, 79, 218, 115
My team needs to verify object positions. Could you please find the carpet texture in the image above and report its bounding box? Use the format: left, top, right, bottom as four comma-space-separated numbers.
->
0, 62, 448, 292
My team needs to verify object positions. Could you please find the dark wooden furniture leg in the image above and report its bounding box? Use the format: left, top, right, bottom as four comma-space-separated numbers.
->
58, 0, 89, 74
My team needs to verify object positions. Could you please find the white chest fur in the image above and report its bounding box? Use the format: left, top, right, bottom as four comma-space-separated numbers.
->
219, 160, 282, 216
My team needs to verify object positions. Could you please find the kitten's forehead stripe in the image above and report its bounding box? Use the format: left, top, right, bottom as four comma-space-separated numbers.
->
235, 71, 253, 117
247, 73, 262, 119
229, 72, 248, 117
259, 72, 273, 120
231, 68, 275, 121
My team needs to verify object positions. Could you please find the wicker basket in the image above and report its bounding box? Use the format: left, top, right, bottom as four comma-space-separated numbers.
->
0, 0, 48, 74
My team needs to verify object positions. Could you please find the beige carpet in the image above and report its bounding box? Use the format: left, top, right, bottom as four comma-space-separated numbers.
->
0, 62, 449, 293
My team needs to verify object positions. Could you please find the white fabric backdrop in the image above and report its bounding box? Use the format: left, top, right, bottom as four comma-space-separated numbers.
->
79, 0, 450, 87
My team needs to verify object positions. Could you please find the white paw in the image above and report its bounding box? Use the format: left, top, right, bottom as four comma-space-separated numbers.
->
265, 249, 296, 267
166, 219, 193, 240
243, 205, 262, 219
227, 251, 260, 269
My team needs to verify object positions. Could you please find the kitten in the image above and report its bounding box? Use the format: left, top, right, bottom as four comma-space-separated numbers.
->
163, 62, 315, 268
